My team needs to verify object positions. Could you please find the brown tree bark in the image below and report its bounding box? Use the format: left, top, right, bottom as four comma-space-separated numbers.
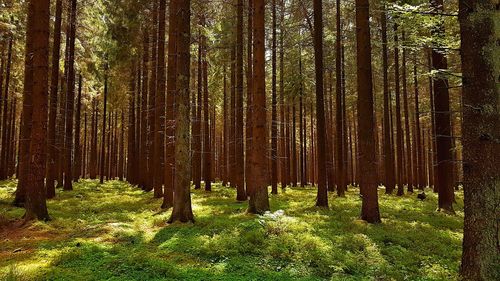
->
202, 27, 211, 192
380, 7, 395, 194
245, 0, 254, 196
162, 0, 178, 209
270, 0, 278, 194
234, 0, 244, 197
335, 0, 345, 196
168, 0, 194, 223
393, 24, 405, 195
292, 104, 298, 187
458, 1, 500, 278
193, 29, 202, 190
401, 32, 413, 192
247, 0, 270, 214
23, 0, 51, 221
6, 99, 17, 178
0, 48, 4, 154
430, 0, 454, 213
0, 37, 12, 180
99, 66, 108, 184
312, 0, 328, 208
82, 110, 87, 178
140, 30, 150, 190
127, 64, 137, 183
73, 74, 82, 181
63, 0, 77, 191
14, 26, 34, 207
355, 0, 381, 223
153, 0, 166, 198
89, 99, 98, 179
299, 49, 305, 187
413, 55, 424, 189
222, 65, 228, 186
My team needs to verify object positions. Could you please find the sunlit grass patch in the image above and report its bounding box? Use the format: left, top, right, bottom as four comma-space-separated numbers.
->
0, 180, 463, 280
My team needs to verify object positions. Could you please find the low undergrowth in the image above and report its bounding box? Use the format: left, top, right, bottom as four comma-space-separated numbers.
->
0, 180, 463, 280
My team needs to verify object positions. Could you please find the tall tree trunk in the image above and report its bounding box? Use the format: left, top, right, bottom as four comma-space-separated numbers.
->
413, 55, 424, 189
193, 29, 202, 190
63, 0, 77, 191
299, 48, 305, 187
168, 0, 194, 223
73, 74, 82, 181
14, 27, 34, 207
335, 0, 345, 196
381, 7, 395, 194
82, 111, 87, 178
222, 65, 227, 186
247, 0, 270, 214
393, 24, 405, 195
140, 30, 150, 190
312, 0, 328, 208
401, 32, 413, 192
245, 0, 254, 196
127, 64, 137, 183
202, 26, 211, 192
162, 0, 178, 209
0, 49, 4, 157
458, 1, 500, 278
7, 99, 17, 178
23, 0, 51, 221
234, 0, 244, 197
291, 104, 297, 187
99, 67, 108, 184
118, 110, 124, 180
270, 0, 278, 194
0, 37, 12, 180
355, 0, 381, 223
430, 0, 454, 213
154, 0, 166, 198
89, 99, 97, 179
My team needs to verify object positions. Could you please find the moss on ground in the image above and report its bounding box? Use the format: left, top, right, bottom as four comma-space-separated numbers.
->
0, 180, 463, 281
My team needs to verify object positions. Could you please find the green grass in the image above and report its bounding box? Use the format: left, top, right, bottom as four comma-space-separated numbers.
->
0, 180, 464, 281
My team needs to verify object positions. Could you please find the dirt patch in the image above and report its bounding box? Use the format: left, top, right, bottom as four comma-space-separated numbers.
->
0, 220, 66, 259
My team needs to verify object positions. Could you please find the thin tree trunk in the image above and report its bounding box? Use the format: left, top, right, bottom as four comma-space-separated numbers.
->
270, 0, 278, 194
127, 64, 136, 183
153, 0, 166, 198
202, 26, 211, 192
393, 24, 405, 195
140, 30, 150, 190
63, 0, 77, 191
401, 32, 413, 192
82, 110, 87, 178
73, 74, 82, 181
312, 0, 328, 208
0, 37, 12, 180
99, 67, 108, 184
148, 0, 158, 194
335, 0, 345, 196
381, 7, 396, 194
162, 0, 178, 209
413, 55, 424, 189
234, 0, 244, 196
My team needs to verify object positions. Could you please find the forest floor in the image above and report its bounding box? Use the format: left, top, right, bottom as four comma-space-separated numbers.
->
0, 180, 463, 281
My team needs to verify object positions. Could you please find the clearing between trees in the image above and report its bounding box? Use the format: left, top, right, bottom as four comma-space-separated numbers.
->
1, 180, 463, 280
